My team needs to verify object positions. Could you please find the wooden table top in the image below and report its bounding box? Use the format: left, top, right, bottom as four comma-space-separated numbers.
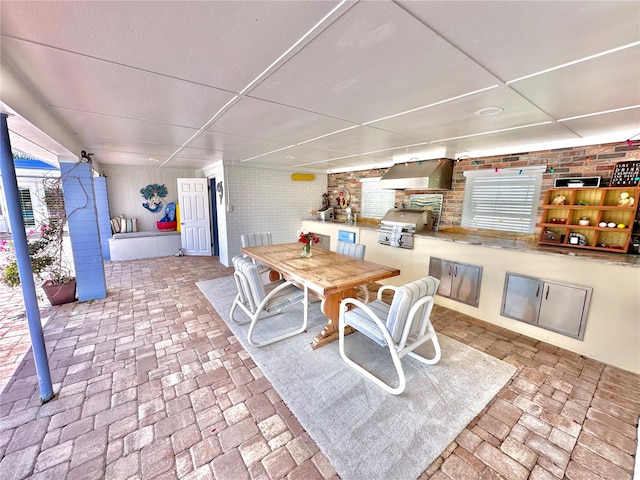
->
240, 242, 400, 298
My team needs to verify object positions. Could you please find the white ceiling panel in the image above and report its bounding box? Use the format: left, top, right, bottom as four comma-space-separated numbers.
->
178, 146, 224, 163
241, 144, 345, 168
560, 108, 640, 139
399, 1, 640, 81
0, 1, 343, 92
188, 130, 290, 162
2, 38, 236, 129
369, 86, 554, 141
3, 104, 73, 162
54, 108, 197, 148
436, 123, 578, 156
301, 126, 417, 155
1, 1, 638, 171
209, 97, 356, 144
509, 47, 640, 120
250, 1, 500, 122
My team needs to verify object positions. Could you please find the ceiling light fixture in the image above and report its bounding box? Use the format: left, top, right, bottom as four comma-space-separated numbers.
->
476, 107, 504, 116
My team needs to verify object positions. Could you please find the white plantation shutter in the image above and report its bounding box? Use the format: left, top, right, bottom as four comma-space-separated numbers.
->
18, 187, 35, 226
361, 177, 396, 218
462, 167, 545, 233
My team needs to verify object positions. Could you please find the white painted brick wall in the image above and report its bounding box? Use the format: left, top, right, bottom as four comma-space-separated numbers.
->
224, 165, 326, 262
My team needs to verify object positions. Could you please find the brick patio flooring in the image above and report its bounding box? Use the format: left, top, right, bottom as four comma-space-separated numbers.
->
0, 255, 637, 479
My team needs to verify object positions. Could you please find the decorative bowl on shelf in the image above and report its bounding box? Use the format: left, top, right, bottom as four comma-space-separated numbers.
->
156, 220, 177, 231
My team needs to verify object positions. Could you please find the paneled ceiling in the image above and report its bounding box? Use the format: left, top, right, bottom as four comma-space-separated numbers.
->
1, 1, 639, 172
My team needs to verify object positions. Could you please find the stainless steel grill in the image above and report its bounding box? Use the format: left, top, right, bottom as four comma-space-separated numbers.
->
377, 208, 430, 249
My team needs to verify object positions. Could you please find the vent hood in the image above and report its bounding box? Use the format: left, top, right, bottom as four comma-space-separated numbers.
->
379, 158, 453, 190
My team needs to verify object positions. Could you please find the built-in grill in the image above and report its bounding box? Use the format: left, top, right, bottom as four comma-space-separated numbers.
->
377, 208, 430, 249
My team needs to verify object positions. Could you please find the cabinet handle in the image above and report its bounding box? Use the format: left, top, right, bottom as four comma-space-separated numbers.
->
454, 265, 458, 277
545, 285, 550, 300
535, 284, 540, 297
448, 264, 452, 275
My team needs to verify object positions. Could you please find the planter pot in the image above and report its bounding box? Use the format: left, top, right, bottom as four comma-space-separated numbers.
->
42, 279, 76, 306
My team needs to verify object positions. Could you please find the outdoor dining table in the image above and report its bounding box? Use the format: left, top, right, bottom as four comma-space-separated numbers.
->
240, 242, 400, 348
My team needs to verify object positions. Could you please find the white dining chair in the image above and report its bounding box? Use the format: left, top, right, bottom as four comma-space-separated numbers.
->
241, 232, 280, 280
230, 255, 308, 347
336, 240, 369, 303
338, 276, 441, 395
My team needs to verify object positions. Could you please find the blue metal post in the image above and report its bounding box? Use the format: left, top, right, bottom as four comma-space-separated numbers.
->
0, 113, 54, 403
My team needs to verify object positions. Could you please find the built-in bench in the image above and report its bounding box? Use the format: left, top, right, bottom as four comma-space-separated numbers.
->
108, 231, 181, 261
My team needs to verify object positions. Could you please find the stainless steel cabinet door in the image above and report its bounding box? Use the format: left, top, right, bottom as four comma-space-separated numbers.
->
428, 258, 453, 297
451, 263, 482, 307
502, 274, 542, 325
538, 283, 591, 338
429, 258, 482, 306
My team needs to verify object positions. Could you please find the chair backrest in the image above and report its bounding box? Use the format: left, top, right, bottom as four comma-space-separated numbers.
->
232, 255, 266, 309
386, 276, 440, 343
241, 233, 273, 248
336, 240, 366, 260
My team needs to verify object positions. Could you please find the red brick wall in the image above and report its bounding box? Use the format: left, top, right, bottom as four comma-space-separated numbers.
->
327, 141, 640, 227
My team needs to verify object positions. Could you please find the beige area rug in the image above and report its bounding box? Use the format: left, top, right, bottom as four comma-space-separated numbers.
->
197, 277, 516, 480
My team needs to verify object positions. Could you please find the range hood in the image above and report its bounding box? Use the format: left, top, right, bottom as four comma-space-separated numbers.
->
379, 158, 453, 190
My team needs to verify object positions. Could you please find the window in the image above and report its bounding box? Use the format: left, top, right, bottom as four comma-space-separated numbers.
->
44, 186, 65, 223
361, 177, 396, 218
461, 166, 545, 233
18, 187, 35, 226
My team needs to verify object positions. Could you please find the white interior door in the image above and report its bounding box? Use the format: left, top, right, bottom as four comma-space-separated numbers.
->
177, 178, 211, 256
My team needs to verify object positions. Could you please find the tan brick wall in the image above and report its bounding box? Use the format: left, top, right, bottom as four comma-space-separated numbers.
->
327, 141, 640, 228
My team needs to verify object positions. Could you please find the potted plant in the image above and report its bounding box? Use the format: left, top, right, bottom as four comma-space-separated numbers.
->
0, 220, 75, 305
0, 178, 76, 305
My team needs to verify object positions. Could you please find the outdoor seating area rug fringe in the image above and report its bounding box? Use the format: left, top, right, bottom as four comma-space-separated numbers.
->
197, 276, 516, 480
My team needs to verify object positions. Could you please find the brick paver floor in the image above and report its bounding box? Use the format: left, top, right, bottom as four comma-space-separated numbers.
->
0, 255, 637, 479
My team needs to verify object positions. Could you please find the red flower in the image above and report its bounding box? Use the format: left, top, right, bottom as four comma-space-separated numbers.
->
298, 230, 319, 245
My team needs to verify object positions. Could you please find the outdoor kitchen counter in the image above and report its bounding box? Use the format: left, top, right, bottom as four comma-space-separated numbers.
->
414, 229, 640, 268
302, 218, 640, 374
304, 219, 640, 268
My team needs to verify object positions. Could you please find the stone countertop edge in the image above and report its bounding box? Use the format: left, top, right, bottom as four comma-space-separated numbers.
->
304, 219, 640, 268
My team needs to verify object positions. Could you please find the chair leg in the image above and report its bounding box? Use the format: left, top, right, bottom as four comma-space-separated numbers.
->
406, 334, 441, 365
339, 320, 406, 395
247, 287, 309, 347
230, 294, 250, 325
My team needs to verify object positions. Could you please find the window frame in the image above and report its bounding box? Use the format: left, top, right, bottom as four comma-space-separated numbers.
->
461, 166, 545, 234
360, 177, 396, 219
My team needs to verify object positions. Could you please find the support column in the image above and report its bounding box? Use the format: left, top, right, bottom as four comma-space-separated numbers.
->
60, 162, 107, 301
0, 113, 53, 402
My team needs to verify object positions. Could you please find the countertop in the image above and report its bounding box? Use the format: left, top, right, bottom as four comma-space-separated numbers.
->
305, 219, 640, 268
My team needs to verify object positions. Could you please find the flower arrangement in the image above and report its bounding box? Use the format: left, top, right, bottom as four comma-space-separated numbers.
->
298, 230, 320, 245
298, 230, 319, 257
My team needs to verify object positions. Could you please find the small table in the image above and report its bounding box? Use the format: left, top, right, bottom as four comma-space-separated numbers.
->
240, 242, 400, 348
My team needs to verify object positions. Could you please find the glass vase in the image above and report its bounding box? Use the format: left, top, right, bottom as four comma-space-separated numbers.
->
301, 243, 312, 258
